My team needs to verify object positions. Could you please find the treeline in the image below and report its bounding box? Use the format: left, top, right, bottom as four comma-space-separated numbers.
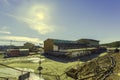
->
101, 41, 120, 47
0, 42, 42, 52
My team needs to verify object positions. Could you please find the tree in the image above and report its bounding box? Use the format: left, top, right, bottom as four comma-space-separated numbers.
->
23, 42, 39, 52
23, 42, 35, 49
101, 41, 120, 48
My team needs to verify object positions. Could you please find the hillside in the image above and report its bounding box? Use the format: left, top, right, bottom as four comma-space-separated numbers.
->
101, 41, 120, 47
66, 52, 120, 80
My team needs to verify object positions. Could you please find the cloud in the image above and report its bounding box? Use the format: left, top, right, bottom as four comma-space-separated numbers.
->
0, 26, 11, 34
8, 4, 55, 34
28, 23, 54, 34
0, 36, 43, 43
0, 41, 9, 45
0, 31, 11, 34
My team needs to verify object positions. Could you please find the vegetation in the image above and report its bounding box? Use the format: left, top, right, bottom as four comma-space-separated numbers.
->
66, 52, 120, 80
23, 42, 35, 49
0, 52, 110, 80
0, 54, 84, 80
101, 41, 120, 47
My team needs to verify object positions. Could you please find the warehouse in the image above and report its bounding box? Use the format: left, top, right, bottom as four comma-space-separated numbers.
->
77, 39, 99, 47
44, 38, 101, 57
44, 39, 86, 53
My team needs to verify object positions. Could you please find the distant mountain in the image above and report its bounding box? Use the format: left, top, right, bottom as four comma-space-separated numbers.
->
101, 41, 120, 47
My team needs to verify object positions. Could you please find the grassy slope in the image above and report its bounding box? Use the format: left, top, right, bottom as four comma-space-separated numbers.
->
0, 54, 84, 80
42, 59, 83, 80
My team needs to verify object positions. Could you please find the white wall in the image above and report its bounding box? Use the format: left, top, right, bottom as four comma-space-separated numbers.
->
53, 45, 59, 51
69, 50, 91, 58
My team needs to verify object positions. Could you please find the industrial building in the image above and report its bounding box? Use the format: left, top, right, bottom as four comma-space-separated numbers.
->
44, 38, 99, 53
77, 39, 99, 47
44, 38, 101, 58
44, 39, 86, 53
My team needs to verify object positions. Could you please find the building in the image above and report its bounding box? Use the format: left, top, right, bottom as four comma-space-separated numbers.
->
5, 49, 29, 57
44, 38, 102, 58
44, 39, 86, 53
77, 39, 99, 47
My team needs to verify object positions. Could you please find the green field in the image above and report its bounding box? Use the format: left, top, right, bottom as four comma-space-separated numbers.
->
0, 54, 84, 80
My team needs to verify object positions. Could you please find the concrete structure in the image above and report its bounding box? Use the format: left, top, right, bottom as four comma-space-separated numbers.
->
19, 49, 29, 56
5, 49, 20, 57
66, 48, 95, 58
77, 39, 99, 47
5, 49, 29, 57
44, 38, 101, 57
44, 39, 86, 53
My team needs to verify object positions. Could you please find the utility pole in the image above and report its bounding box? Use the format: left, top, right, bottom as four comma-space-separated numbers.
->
10, 40, 13, 49
10, 40, 12, 45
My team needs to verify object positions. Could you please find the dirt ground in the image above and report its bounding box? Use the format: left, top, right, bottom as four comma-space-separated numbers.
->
66, 52, 120, 80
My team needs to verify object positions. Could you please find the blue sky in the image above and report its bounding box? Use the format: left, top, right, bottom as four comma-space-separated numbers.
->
0, 0, 120, 45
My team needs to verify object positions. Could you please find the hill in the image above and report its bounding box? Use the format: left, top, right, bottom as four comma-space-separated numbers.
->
101, 41, 120, 47
66, 52, 120, 80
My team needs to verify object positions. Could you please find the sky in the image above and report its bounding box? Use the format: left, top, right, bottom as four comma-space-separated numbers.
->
0, 0, 120, 45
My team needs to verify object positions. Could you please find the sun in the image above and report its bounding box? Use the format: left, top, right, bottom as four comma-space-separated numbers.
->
36, 12, 45, 20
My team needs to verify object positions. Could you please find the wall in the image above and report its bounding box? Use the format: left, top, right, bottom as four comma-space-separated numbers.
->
44, 39, 54, 53
69, 50, 91, 58
53, 45, 59, 51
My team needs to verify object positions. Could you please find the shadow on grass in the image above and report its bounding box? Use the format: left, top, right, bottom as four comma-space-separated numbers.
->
42, 52, 103, 63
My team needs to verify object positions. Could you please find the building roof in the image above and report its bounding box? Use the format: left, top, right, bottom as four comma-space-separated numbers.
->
45, 38, 99, 44
77, 39, 99, 42
47, 38, 77, 44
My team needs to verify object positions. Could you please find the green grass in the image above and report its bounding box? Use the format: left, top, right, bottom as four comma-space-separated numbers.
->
0, 54, 4, 58
41, 58, 84, 80
0, 54, 84, 80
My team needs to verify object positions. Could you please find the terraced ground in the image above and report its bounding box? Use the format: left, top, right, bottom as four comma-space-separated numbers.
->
66, 52, 120, 80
